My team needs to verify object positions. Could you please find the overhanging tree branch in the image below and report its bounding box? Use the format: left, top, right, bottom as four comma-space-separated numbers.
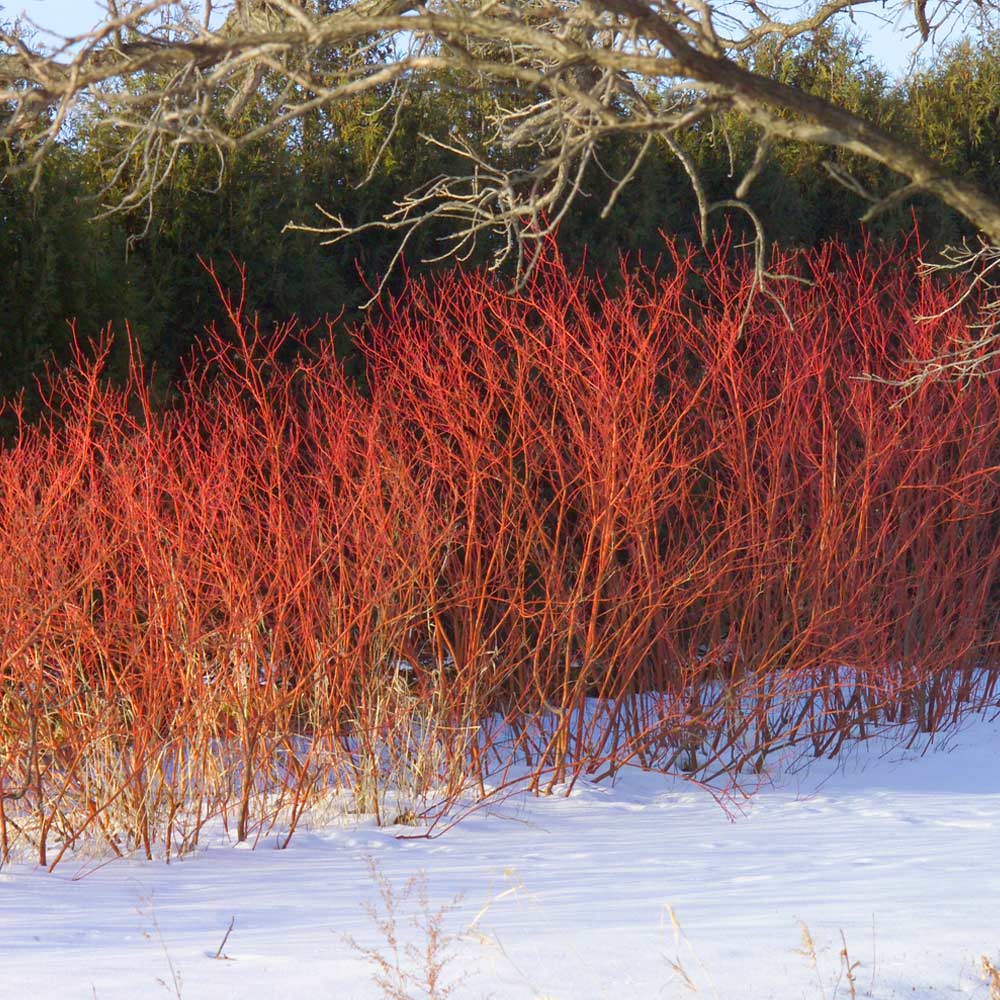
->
3, 0, 1000, 269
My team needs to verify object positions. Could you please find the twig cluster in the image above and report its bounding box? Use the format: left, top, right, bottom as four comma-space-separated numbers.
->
1, 236, 999, 868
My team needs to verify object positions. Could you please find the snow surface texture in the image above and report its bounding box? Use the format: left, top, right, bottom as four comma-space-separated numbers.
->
3, 717, 999, 999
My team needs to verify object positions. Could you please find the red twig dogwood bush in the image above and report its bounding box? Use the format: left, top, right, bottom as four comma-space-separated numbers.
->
1, 236, 999, 866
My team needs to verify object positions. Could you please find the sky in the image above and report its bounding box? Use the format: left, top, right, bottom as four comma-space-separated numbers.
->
16, 0, 107, 37
9, 0, 955, 79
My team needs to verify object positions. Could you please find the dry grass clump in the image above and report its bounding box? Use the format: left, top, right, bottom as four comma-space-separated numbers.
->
346, 859, 466, 1000
983, 955, 1000, 1000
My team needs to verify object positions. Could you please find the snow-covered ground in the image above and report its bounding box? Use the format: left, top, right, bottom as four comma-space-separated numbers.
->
3, 716, 999, 999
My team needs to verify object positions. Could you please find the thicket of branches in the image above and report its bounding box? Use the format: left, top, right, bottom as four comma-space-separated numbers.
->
4, 4, 1000, 862
3, 239, 999, 866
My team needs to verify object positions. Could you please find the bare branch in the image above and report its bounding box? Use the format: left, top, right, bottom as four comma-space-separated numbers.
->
3, 0, 1000, 297
856, 239, 1000, 398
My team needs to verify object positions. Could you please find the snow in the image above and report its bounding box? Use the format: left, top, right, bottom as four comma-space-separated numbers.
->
3, 714, 1000, 999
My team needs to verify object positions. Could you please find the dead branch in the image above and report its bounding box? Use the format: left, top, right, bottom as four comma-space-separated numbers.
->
3, 0, 1000, 294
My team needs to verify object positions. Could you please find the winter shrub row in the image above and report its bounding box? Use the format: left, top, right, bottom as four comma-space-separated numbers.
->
1, 236, 998, 866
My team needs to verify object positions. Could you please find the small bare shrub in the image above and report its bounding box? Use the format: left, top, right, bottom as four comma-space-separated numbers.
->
346, 858, 466, 1000
983, 955, 1000, 1000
